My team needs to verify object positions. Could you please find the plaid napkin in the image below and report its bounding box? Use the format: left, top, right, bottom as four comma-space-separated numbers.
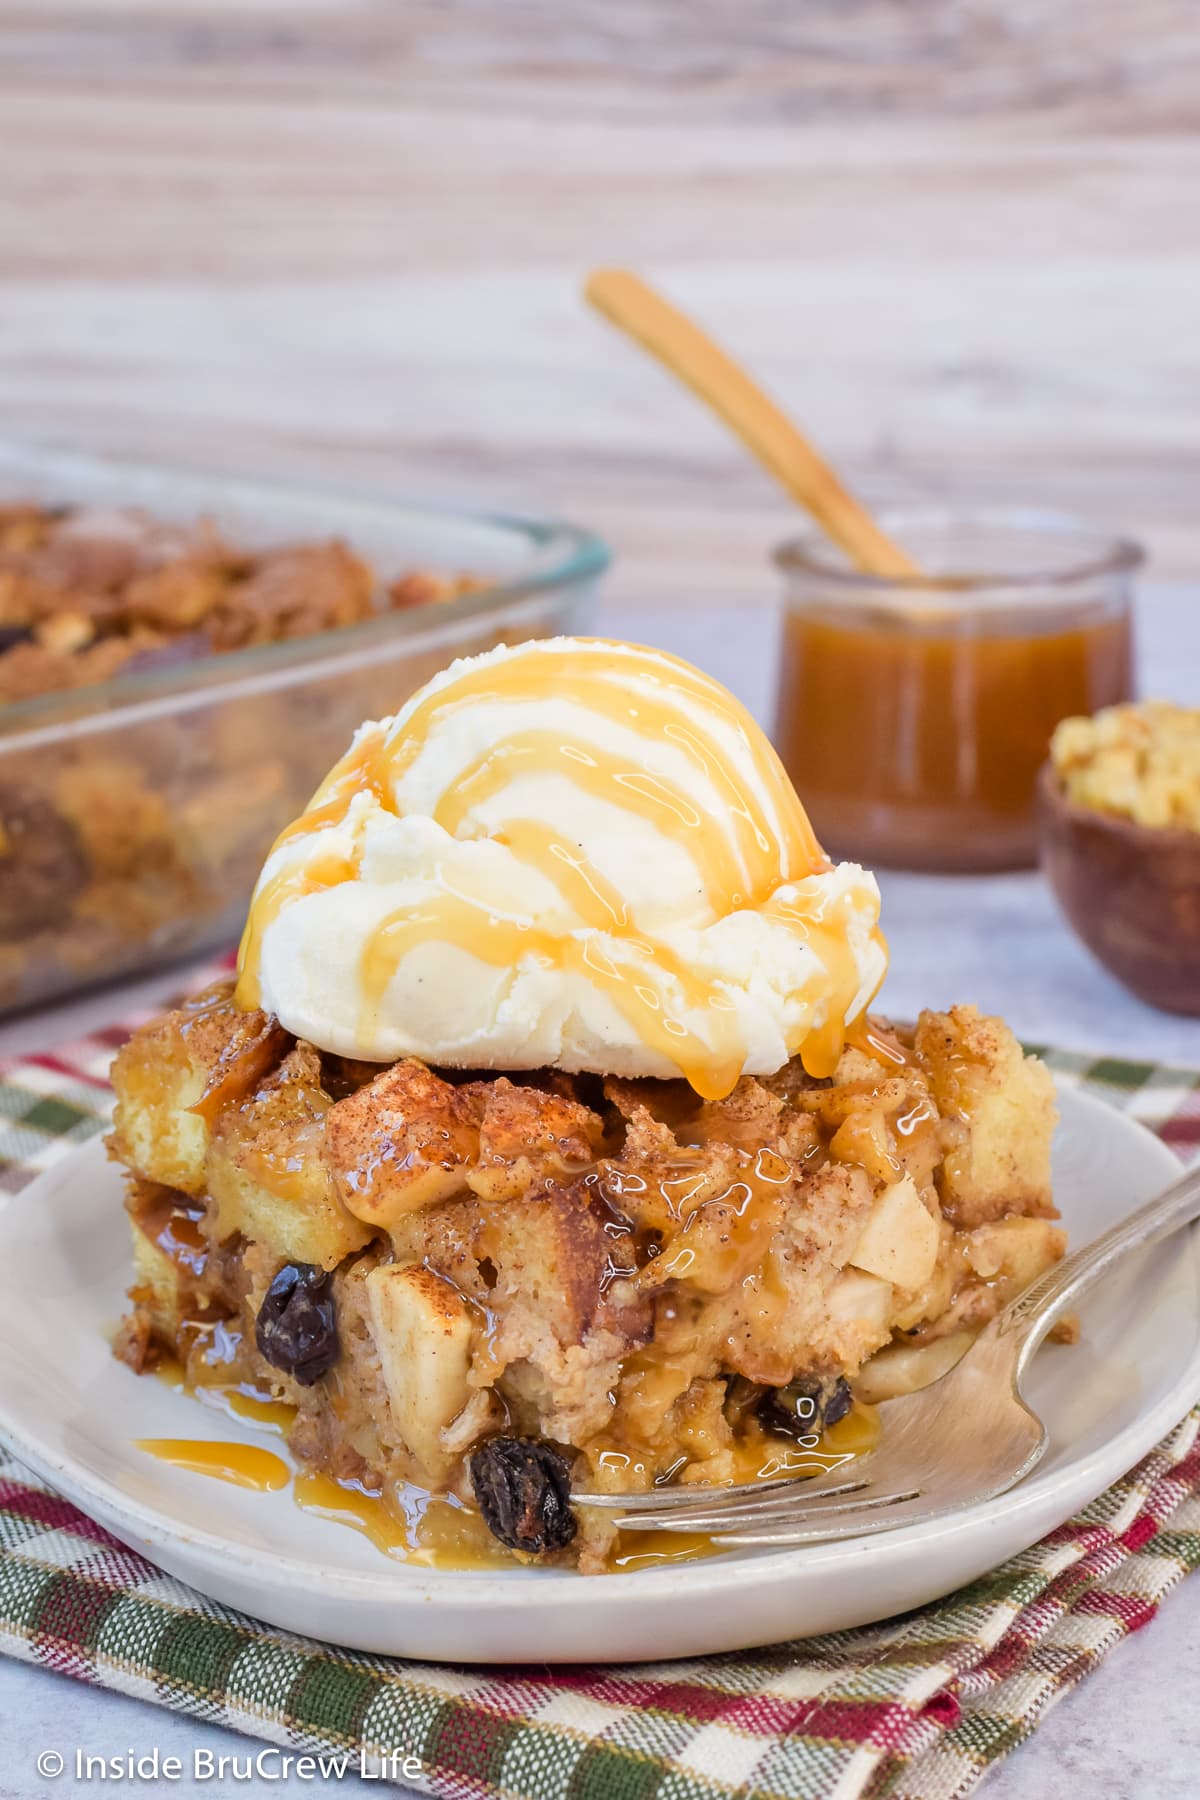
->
2, 990, 1200, 1800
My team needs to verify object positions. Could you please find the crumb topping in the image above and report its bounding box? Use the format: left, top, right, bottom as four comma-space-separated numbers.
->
1051, 701, 1200, 833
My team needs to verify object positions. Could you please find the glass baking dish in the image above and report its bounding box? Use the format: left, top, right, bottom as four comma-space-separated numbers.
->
0, 442, 608, 1016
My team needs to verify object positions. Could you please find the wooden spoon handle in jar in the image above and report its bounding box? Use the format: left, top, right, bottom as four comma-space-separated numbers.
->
585, 268, 921, 579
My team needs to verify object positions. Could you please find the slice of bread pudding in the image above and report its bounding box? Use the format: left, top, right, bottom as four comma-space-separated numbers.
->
109, 978, 1061, 1571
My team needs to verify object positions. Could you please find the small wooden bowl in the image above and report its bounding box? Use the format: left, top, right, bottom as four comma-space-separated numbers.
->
1038, 762, 1200, 1015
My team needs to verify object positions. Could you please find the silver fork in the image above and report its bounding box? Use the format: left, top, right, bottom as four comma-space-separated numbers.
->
572, 1160, 1200, 1545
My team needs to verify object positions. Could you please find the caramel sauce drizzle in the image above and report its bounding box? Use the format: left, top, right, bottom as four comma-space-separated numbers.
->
845, 1015, 911, 1068
763, 883, 890, 1079
235, 848, 357, 1016
154, 1355, 298, 1434
136, 1438, 290, 1492
236, 642, 885, 1096
291, 1472, 514, 1571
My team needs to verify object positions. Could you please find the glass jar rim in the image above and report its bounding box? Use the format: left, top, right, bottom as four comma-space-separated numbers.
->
773, 505, 1145, 603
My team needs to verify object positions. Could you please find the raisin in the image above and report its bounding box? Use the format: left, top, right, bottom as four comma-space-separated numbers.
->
254, 1262, 339, 1386
822, 1377, 853, 1428
758, 1374, 852, 1439
469, 1436, 577, 1554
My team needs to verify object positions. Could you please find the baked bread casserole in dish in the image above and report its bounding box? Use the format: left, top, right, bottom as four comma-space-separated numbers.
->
0, 446, 604, 1016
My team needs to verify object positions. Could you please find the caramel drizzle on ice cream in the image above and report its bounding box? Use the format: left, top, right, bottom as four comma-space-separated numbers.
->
236, 641, 885, 1096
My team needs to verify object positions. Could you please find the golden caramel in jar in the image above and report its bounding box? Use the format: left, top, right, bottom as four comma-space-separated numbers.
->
774, 510, 1140, 872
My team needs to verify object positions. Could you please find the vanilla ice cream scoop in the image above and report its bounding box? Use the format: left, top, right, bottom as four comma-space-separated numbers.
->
235, 638, 887, 1096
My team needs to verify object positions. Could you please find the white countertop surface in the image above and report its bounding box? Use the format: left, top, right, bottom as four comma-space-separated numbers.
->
1, 590, 1197, 1797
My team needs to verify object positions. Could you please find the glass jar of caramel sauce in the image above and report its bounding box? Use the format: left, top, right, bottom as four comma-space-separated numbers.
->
773, 509, 1141, 872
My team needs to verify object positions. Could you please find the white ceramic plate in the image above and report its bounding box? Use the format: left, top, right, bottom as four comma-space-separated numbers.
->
0, 1085, 1196, 1664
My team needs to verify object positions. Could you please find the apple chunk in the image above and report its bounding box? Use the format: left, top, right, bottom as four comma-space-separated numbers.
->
827, 1269, 893, 1337
365, 1263, 474, 1475
848, 1175, 940, 1291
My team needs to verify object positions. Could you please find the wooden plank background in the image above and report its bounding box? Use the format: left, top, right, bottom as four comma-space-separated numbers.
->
1, 1, 1198, 607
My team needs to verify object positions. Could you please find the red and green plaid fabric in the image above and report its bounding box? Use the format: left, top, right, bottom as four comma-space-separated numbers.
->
2, 985, 1200, 1800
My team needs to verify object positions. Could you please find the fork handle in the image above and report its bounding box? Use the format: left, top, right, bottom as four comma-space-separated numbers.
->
996, 1157, 1200, 1365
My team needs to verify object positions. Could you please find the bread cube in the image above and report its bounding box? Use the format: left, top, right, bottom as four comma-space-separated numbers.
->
109, 980, 286, 1197
208, 1044, 371, 1269
915, 1006, 1057, 1227
327, 1060, 480, 1228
